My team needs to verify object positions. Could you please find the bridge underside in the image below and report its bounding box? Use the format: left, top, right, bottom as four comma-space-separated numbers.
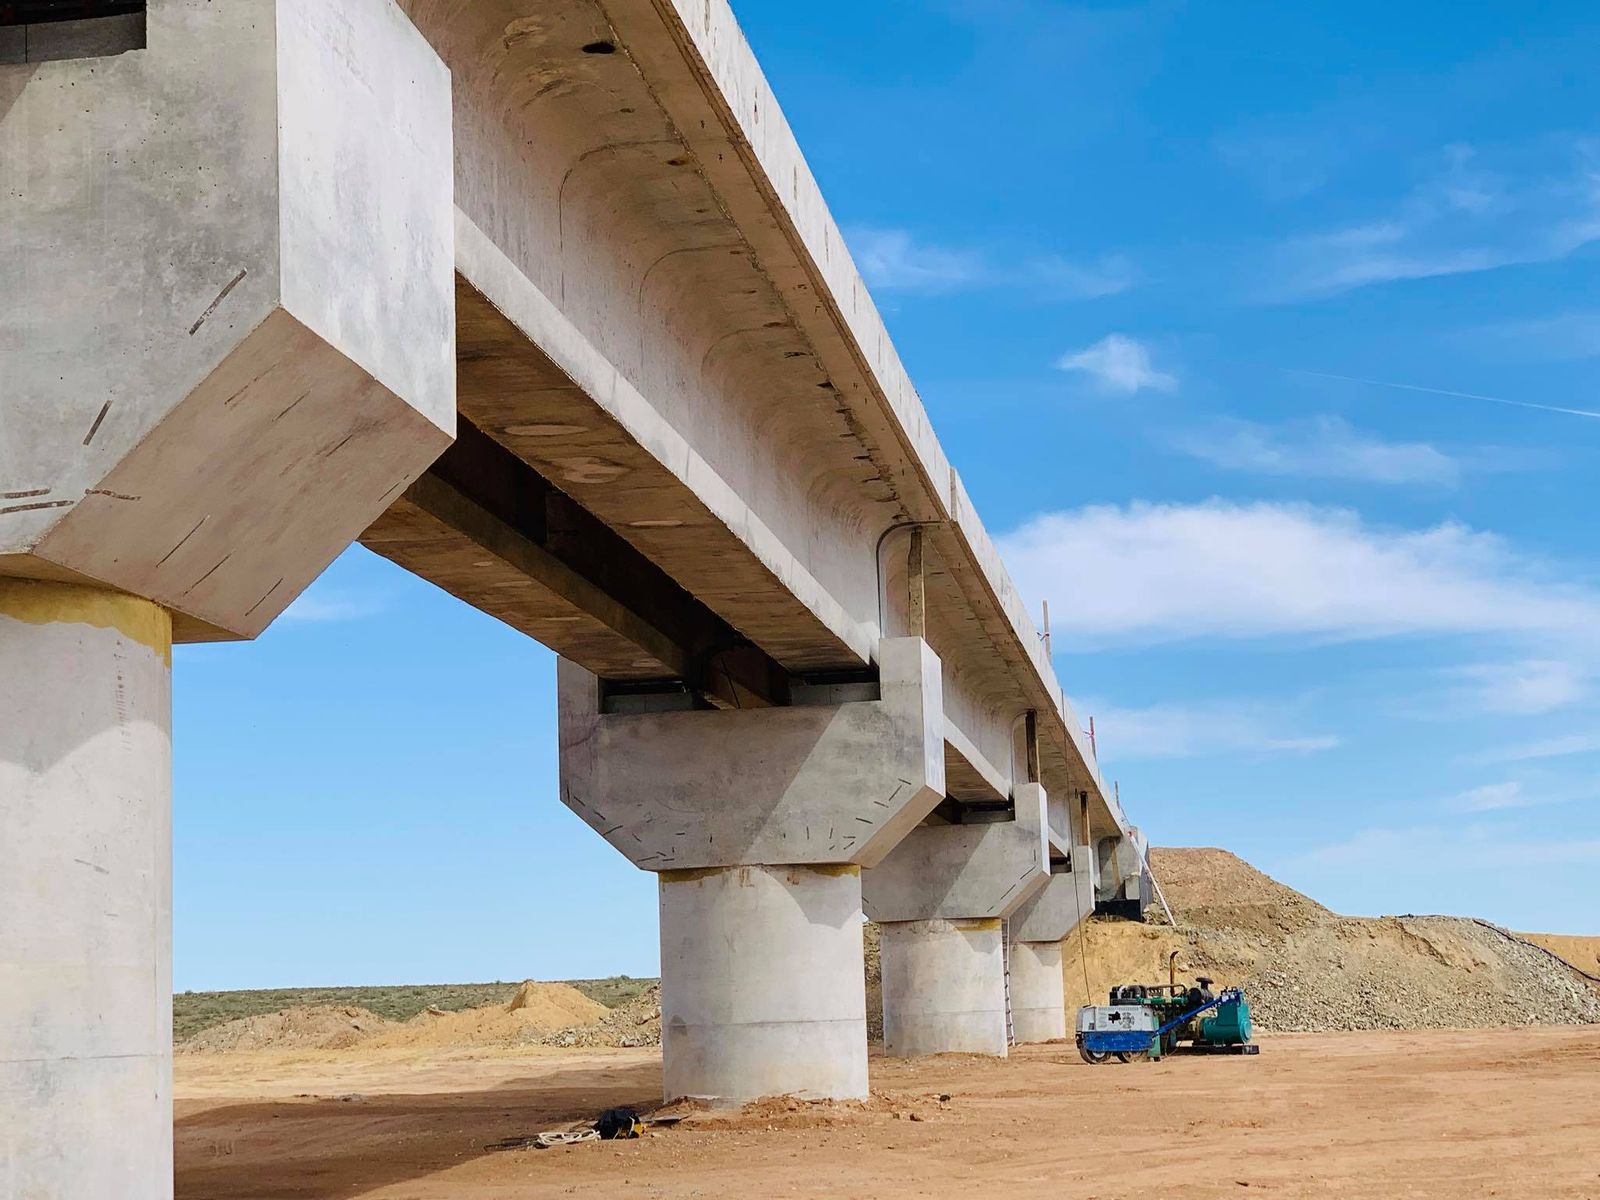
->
0, 0, 1154, 1184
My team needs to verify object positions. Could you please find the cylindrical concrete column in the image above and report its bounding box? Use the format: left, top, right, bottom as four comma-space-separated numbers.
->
659, 864, 868, 1104
1010, 940, 1067, 1044
0, 579, 173, 1199
880, 917, 1007, 1057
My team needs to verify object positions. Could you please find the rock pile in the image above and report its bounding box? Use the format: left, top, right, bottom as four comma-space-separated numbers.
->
543, 984, 662, 1048
1059, 849, 1600, 1034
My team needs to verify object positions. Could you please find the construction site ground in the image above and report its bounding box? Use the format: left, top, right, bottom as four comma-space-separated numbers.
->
175, 1025, 1599, 1199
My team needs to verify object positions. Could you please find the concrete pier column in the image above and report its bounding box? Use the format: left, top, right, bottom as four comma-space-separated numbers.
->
659, 865, 867, 1104
559, 639, 948, 1104
864, 782, 1052, 1057
879, 918, 1008, 1057
0, 580, 173, 1199
1009, 940, 1067, 1044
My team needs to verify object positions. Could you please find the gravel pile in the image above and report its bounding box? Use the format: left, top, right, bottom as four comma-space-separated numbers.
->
1062, 849, 1600, 1034
543, 983, 662, 1048
1245, 916, 1600, 1032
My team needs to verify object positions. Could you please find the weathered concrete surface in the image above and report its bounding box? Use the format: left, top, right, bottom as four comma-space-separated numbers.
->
863, 784, 1050, 923
1010, 859, 1098, 944
364, 0, 1139, 854
0, 580, 172, 1199
1, 0, 454, 640
659, 865, 868, 1103
879, 919, 1008, 1058
1009, 941, 1067, 1045
1098, 828, 1152, 909
558, 639, 945, 871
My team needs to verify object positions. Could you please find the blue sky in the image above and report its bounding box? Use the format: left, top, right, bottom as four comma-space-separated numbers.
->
175, 1, 1600, 990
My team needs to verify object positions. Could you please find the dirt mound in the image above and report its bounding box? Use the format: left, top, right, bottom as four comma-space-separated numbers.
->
179, 1006, 392, 1054
1060, 849, 1600, 1033
864, 921, 884, 1042
364, 981, 608, 1050
1149, 846, 1330, 935
1518, 932, 1600, 980
544, 984, 663, 1048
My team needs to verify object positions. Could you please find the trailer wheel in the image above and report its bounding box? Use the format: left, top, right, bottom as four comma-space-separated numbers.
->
1113, 1052, 1136, 1064
1078, 1045, 1111, 1065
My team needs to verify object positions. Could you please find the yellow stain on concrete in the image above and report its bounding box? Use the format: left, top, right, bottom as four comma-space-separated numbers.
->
0, 578, 172, 666
950, 917, 1003, 933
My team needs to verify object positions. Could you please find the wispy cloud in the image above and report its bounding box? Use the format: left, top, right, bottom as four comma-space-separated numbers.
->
1268, 140, 1600, 300
1023, 254, 1137, 300
1468, 309, 1600, 362
1172, 416, 1460, 486
279, 589, 387, 623
998, 500, 1600, 650
1056, 334, 1176, 394
1293, 823, 1600, 872
1215, 131, 1338, 203
850, 228, 982, 293
1075, 698, 1338, 760
1441, 659, 1592, 717
1469, 732, 1600, 766
847, 226, 1134, 299
1444, 781, 1537, 813
1285, 367, 1600, 422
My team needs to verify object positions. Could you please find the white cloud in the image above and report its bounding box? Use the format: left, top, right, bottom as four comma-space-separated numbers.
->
1270, 141, 1600, 300
1075, 699, 1338, 760
1469, 732, 1600, 765
849, 228, 982, 293
1056, 334, 1176, 394
847, 227, 1134, 299
279, 589, 386, 623
1444, 782, 1535, 813
997, 500, 1600, 649
1172, 416, 1460, 486
1024, 254, 1137, 300
1442, 659, 1592, 716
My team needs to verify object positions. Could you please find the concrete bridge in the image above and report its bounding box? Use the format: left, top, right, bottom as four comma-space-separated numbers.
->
1, 0, 1153, 1192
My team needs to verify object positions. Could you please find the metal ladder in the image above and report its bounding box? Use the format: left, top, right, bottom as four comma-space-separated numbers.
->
1001, 917, 1015, 1048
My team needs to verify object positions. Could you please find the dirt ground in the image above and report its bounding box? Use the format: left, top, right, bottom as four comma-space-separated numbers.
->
176, 1026, 1600, 1199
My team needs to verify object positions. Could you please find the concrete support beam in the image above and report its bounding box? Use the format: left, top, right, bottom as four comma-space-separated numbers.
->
660, 865, 867, 1104
863, 783, 1050, 924
559, 636, 945, 1101
559, 638, 944, 872
2, 0, 455, 640
878, 919, 1007, 1057
0, 580, 172, 1198
1008, 941, 1067, 1045
1096, 828, 1152, 918
1011, 856, 1098, 946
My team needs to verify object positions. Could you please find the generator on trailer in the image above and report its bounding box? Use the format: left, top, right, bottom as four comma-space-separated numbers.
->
1076, 952, 1259, 1064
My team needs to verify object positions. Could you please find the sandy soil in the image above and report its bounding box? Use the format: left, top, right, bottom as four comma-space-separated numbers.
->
1521, 932, 1600, 979
176, 1026, 1600, 1199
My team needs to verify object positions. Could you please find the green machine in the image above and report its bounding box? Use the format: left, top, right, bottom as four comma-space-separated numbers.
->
1077, 952, 1258, 1063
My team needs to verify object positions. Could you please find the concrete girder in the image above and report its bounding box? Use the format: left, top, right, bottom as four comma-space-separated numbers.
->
1, 0, 455, 639
382, 0, 1142, 859
390, 0, 895, 666
439, 225, 873, 671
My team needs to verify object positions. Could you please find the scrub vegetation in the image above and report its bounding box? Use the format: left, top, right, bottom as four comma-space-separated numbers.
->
173, 975, 656, 1043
